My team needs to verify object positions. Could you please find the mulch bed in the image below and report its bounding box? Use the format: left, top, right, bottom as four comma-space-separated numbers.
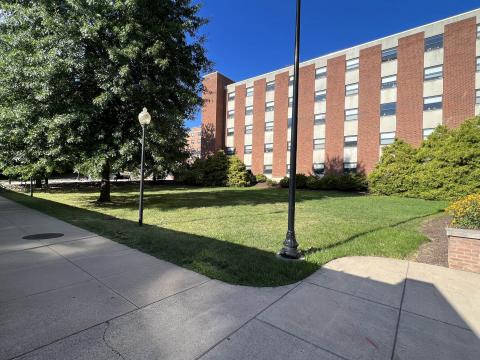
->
410, 215, 451, 268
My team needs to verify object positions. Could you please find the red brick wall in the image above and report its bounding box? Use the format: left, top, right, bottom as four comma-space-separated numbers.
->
357, 45, 381, 173
252, 78, 266, 174
448, 236, 480, 273
325, 55, 346, 173
201, 72, 233, 156
233, 84, 246, 161
296, 65, 315, 174
397, 32, 425, 147
444, 17, 476, 129
273, 72, 289, 177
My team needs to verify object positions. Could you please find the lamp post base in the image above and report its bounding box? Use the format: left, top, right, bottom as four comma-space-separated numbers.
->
278, 230, 302, 260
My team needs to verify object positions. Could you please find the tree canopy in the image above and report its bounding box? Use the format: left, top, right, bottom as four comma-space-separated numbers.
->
0, 0, 211, 200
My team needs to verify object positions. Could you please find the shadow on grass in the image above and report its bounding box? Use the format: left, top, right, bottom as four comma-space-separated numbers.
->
32, 183, 361, 212
0, 189, 317, 286
0, 188, 439, 287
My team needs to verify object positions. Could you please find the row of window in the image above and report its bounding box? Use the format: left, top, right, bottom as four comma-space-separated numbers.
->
228, 64, 446, 111
227, 96, 443, 133
236, 131, 395, 156
228, 26, 480, 102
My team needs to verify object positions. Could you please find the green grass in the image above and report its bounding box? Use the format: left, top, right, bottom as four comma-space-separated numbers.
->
1, 184, 447, 286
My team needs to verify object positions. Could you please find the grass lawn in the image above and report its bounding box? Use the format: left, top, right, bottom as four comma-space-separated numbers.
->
1, 184, 447, 286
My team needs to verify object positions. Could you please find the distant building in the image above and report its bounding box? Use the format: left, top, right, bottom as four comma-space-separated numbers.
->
201, 9, 480, 178
187, 126, 202, 159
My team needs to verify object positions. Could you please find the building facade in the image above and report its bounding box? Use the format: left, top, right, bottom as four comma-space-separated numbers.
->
201, 9, 480, 178
187, 126, 202, 159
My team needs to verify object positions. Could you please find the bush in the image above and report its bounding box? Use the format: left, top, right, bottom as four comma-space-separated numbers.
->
306, 175, 322, 190
447, 194, 480, 230
177, 151, 252, 187
266, 178, 278, 187
369, 117, 480, 200
279, 176, 289, 188
295, 174, 308, 189
336, 173, 368, 192
255, 174, 267, 183
226, 155, 250, 187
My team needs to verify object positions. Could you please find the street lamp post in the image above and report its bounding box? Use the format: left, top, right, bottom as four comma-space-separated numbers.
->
279, 0, 302, 259
138, 107, 151, 226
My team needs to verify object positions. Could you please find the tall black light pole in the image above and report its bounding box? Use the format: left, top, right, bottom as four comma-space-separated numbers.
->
138, 107, 151, 226
279, 0, 302, 259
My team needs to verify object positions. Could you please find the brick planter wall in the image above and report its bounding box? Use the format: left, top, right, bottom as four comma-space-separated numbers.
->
447, 228, 480, 273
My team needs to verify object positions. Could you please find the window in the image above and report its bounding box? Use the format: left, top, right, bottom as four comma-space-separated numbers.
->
380, 102, 396, 116
244, 145, 252, 154
225, 147, 235, 155
288, 97, 293, 107
344, 135, 358, 147
345, 108, 358, 121
315, 90, 327, 102
264, 165, 272, 174
246, 87, 254, 97
380, 132, 395, 145
227, 128, 234, 136
343, 162, 357, 173
286, 164, 291, 174
265, 101, 275, 112
424, 65, 443, 81
245, 165, 252, 171
264, 143, 273, 153
289, 75, 294, 86
346, 58, 359, 71
287, 117, 292, 128
313, 163, 325, 176
381, 75, 397, 89
245, 105, 253, 116
266, 81, 275, 92
227, 110, 234, 119
227, 92, 235, 101
264, 121, 274, 132
313, 138, 325, 150
476, 89, 480, 104
477, 57, 480, 72
314, 113, 326, 125
315, 67, 327, 79
423, 128, 435, 139
287, 141, 291, 151
424, 34, 443, 52
424, 96, 442, 111
345, 83, 359, 96
477, 24, 480, 39
245, 124, 253, 134
382, 47, 397, 62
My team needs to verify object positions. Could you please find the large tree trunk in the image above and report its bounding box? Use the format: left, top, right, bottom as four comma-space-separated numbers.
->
35, 178, 42, 188
44, 177, 49, 187
98, 160, 111, 202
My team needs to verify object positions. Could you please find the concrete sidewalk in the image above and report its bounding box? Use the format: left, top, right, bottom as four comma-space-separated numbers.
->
0, 195, 479, 360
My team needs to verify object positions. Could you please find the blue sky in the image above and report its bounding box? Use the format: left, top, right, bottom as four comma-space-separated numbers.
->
187, 0, 479, 128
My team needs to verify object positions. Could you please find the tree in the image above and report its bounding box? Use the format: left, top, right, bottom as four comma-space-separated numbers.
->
0, 1, 211, 201
226, 155, 250, 187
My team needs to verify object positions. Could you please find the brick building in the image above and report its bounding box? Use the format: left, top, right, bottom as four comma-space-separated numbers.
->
187, 126, 202, 159
201, 9, 480, 178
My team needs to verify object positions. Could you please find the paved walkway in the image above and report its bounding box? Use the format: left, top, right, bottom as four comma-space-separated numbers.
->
0, 195, 479, 360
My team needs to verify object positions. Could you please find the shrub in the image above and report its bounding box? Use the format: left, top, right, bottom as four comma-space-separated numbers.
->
255, 173, 267, 183
295, 174, 308, 189
226, 155, 250, 187
266, 178, 278, 187
202, 150, 229, 186
306, 175, 322, 190
278, 174, 307, 189
279, 176, 289, 188
336, 173, 368, 192
319, 174, 339, 190
447, 194, 480, 230
369, 117, 480, 200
